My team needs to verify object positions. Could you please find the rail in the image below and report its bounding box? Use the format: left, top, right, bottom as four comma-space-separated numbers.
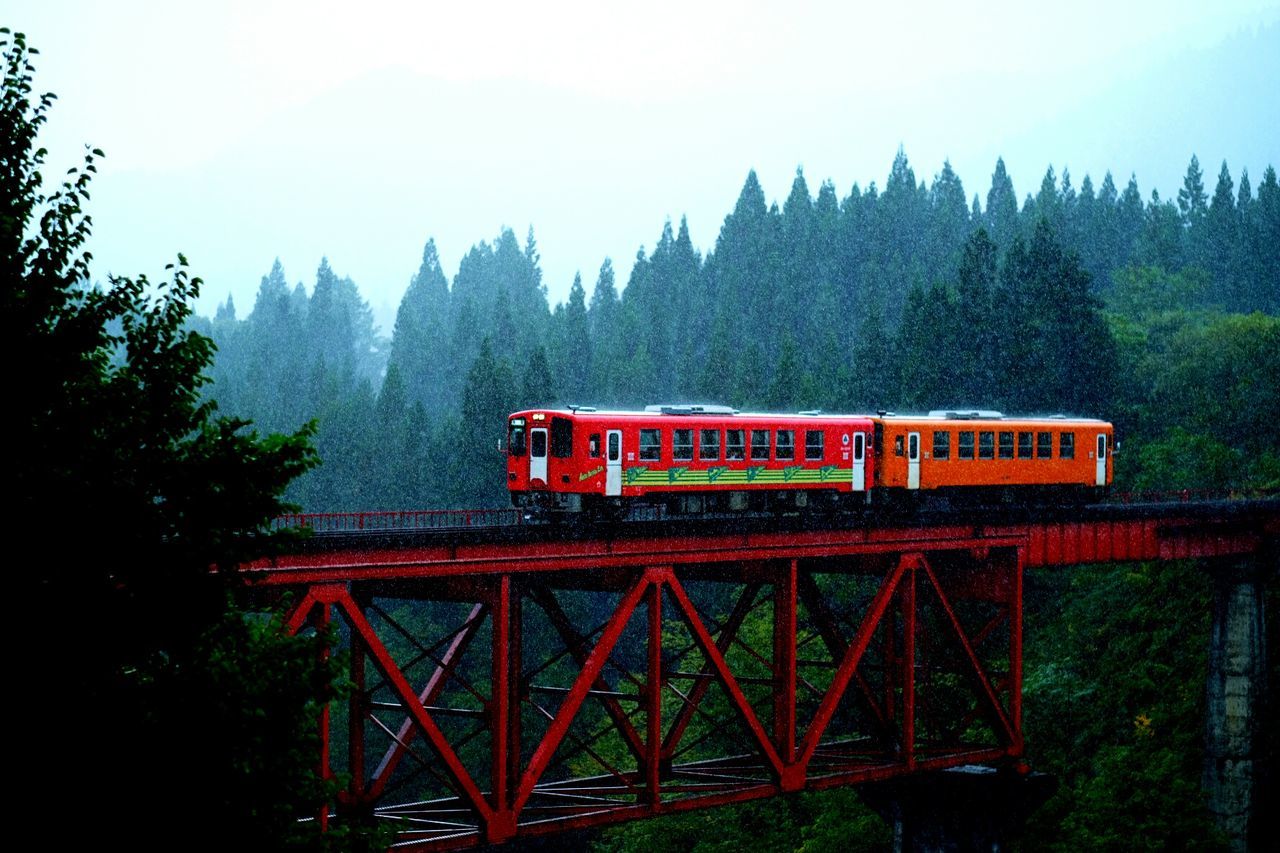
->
271, 488, 1276, 535
272, 508, 524, 533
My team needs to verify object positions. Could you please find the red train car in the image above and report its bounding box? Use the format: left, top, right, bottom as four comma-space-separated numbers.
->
506, 405, 874, 514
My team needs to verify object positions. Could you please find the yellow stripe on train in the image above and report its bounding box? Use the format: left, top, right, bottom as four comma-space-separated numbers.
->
623, 466, 852, 487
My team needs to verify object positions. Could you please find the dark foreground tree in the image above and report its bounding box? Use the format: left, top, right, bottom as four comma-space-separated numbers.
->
2, 30, 382, 848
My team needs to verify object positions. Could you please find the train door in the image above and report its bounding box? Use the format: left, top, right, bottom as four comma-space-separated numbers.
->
530, 427, 548, 484
606, 430, 622, 496
852, 432, 866, 491
907, 431, 921, 490
1095, 433, 1107, 486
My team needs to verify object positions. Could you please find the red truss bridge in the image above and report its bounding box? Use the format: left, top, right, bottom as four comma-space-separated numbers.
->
246, 497, 1279, 849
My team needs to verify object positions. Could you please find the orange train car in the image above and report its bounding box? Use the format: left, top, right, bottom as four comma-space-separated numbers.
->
870, 411, 1113, 503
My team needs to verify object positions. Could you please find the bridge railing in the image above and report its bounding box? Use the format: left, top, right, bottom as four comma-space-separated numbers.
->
273, 508, 524, 533
1106, 487, 1277, 505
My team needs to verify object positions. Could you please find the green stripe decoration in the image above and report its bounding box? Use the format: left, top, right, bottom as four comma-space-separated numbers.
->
621, 466, 853, 487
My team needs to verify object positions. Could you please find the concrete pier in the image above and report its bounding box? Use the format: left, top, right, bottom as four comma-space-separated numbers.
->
1203, 556, 1271, 851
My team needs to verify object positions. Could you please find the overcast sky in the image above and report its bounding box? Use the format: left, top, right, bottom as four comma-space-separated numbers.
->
11, 1, 1280, 330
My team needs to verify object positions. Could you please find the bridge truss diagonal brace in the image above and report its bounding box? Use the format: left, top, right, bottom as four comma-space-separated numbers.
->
666, 571, 787, 780
284, 584, 497, 826
513, 568, 658, 813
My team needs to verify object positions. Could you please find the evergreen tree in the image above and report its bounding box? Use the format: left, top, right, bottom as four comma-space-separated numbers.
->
1136, 190, 1184, 271
1247, 166, 1280, 313
985, 157, 1020, 251
928, 159, 970, 272
388, 238, 452, 409
953, 228, 999, 401
521, 344, 554, 407
996, 220, 1117, 414
551, 272, 593, 403
456, 337, 515, 504
1176, 154, 1209, 225
1205, 161, 1240, 309
588, 257, 622, 399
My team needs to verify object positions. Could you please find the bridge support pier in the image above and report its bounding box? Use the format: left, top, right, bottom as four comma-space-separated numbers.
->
1203, 555, 1270, 851
858, 766, 1056, 852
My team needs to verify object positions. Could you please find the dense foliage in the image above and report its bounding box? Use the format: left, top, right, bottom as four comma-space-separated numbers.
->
3, 30, 387, 849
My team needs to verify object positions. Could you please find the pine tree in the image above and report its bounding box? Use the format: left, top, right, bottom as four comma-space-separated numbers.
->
457, 337, 515, 504
1251, 166, 1280, 313
388, 239, 452, 409
551, 272, 592, 403
953, 228, 999, 401
588, 257, 622, 399
1176, 154, 1209, 225
1205, 161, 1240, 308
985, 157, 1020, 251
521, 345, 554, 407
997, 220, 1117, 414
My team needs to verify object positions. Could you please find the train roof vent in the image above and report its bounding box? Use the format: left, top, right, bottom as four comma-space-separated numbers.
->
645, 404, 738, 416
568, 405, 598, 413
797, 409, 823, 416
930, 409, 1005, 420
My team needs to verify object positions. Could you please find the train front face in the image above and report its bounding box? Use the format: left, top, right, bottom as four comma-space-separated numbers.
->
506, 410, 597, 512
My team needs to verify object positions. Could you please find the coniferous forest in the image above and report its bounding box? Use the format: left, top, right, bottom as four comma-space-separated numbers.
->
194, 152, 1278, 850
201, 152, 1280, 512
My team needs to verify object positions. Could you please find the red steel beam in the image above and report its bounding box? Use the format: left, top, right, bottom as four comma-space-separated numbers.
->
247, 509, 1277, 586
646, 580, 662, 805
773, 560, 797, 766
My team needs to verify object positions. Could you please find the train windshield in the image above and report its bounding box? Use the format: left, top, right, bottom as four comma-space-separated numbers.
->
508, 419, 527, 456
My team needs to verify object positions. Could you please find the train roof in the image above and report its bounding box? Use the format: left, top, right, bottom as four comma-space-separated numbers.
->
510, 407, 1109, 425
510, 406, 872, 421
878, 410, 1111, 424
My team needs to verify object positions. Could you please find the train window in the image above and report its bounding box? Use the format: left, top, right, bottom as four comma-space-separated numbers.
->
1018, 431, 1033, 459
806, 431, 825, 460
958, 430, 975, 459
894, 436, 904, 456
979, 431, 995, 459
608, 432, 620, 462
531, 430, 547, 458
1060, 432, 1075, 459
726, 430, 746, 460
509, 421, 527, 457
1037, 432, 1052, 459
551, 417, 574, 458
639, 429, 661, 461
673, 429, 694, 461
999, 431, 1014, 459
700, 429, 720, 460
776, 430, 795, 460
751, 430, 771, 460
589, 433, 601, 458
933, 431, 950, 459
